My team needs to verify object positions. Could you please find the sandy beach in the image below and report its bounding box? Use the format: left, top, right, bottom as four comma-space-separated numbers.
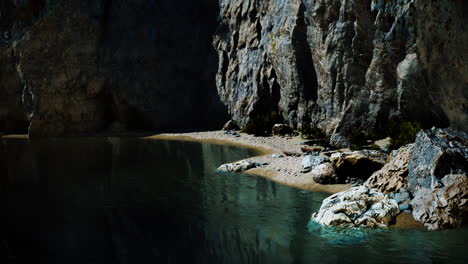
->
145, 131, 352, 194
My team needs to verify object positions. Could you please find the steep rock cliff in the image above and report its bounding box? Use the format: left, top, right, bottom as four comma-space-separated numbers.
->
214, 0, 467, 143
1, 0, 227, 137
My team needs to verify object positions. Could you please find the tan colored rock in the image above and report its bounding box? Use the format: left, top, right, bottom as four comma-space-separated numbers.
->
365, 144, 414, 194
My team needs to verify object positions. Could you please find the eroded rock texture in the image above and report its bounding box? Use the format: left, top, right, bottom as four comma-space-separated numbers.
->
1, 0, 227, 137
365, 144, 413, 194
214, 0, 467, 141
311, 186, 400, 228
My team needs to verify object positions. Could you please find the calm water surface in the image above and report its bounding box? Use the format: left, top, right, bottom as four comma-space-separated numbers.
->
0, 138, 467, 264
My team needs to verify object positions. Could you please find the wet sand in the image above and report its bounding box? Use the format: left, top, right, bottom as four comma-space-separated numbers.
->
145, 131, 351, 194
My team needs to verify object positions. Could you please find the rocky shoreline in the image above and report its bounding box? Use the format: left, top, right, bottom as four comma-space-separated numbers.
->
147, 127, 467, 231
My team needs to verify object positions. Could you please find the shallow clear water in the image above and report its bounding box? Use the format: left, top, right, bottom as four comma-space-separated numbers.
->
0, 138, 467, 264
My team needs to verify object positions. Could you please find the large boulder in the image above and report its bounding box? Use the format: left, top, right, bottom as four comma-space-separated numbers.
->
330, 150, 388, 182
407, 128, 468, 229
310, 163, 339, 184
311, 186, 400, 228
411, 174, 468, 230
365, 144, 414, 194
408, 128, 468, 193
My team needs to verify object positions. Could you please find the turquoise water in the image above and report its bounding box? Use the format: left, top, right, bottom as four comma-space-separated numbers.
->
0, 138, 467, 263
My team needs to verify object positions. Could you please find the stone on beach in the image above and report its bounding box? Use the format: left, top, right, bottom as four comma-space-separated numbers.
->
217, 160, 269, 172
302, 155, 328, 170
310, 163, 339, 184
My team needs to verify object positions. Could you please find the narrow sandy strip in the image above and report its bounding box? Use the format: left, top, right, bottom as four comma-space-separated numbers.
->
145, 131, 351, 194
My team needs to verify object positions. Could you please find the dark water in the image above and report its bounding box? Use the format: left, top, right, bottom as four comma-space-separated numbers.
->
1, 138, 467, 264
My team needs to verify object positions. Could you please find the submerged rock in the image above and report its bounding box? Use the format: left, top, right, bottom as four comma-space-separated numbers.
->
365, 144, 414, 194
312, 186, 399, 228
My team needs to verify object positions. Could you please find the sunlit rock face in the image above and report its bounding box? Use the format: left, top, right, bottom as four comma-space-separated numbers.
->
214, 0, 467, 141
0, 0, 227, 137
311, 186, 400, 228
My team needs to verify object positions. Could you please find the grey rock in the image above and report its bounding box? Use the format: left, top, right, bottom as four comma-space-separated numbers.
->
411, 174, 468, 230
217, 160, 256, 172
310, 163, 338, 184
398, 200, 412, 212
311, 186, 400, 228
407, 128, 468, 194
393, 191, 411, 205
302, 155, 328, 170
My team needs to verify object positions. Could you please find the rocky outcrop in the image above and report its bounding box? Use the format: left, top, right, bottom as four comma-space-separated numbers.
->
411, 174, 468, 230
214, 0, 467, 142
1, 0, 227, 137
311, 186, 400, 228
362, 128, 467, 229
406, 128, 468, 229
365, 144, 413, 194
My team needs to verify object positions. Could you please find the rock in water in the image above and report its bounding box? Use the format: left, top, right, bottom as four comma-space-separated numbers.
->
310, 163, 338, 184
365, 144, 414, 194
217, 160, 269, 173
217, 160, 256, 172
311, 186, 400, 228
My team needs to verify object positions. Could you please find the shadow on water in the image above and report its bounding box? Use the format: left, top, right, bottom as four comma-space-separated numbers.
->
1, 138, 468, 264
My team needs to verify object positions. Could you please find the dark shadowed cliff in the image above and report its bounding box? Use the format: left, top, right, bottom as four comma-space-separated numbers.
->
1, 0, 467, 143
1, 0, 227, 137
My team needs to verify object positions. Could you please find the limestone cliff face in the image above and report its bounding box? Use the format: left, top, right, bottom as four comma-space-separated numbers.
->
1, 0, 467, 139
0, 0, 227, 137
214, 0, 467, 142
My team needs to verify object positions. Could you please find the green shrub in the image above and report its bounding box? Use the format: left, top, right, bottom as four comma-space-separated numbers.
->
388, 121, 422, 150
